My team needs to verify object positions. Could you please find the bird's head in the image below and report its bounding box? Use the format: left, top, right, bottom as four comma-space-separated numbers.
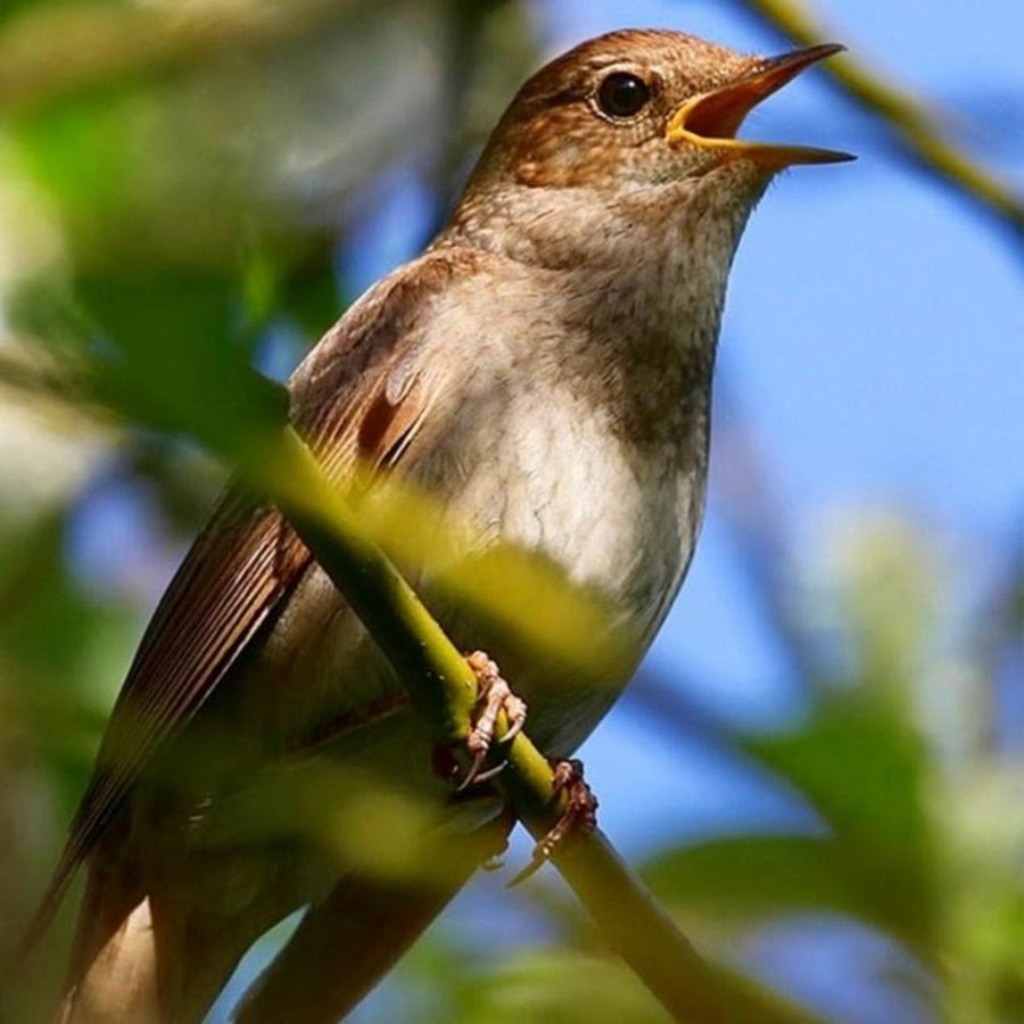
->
444, 29, 851, 270
471, 29, 850, 191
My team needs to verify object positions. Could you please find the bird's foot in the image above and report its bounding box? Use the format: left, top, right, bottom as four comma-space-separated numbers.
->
511, 758, 598, 885
457, 651, 528, 791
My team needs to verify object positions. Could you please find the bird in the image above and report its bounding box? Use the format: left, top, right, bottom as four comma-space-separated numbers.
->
26, 27, 851, 1023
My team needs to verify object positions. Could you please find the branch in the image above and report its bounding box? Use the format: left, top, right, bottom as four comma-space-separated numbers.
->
728, 0, 1024, 251
227, 425, 820, 1024
0, 0, 357, 115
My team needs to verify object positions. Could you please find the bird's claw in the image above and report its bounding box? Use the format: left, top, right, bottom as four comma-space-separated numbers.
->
457, 651, 527, 792
510, 758, 598, 885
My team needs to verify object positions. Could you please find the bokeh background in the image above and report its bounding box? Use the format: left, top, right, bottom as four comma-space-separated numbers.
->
0, 1, 1021, 1021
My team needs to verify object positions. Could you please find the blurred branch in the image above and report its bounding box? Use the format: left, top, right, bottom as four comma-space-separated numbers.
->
968, 536, 1024, 758
421, 0, 534, 239
0, 343, 88, 411
0, 505, 67, 630
727, 0, 1024, 251
626, 667, 743, 755
712, 383, 828, 694
0, 0, 357, 115
228, 425, 819, 1024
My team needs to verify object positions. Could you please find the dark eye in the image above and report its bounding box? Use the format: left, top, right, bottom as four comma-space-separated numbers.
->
596, 72, 652, 119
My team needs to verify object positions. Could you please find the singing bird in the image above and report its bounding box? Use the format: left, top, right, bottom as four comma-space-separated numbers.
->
28, 29, 850, 1023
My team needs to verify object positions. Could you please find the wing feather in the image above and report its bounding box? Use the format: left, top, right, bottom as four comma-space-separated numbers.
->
27, 247, 488, 946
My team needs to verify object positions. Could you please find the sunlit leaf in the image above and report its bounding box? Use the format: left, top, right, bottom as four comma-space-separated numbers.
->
734, 695, 938, 955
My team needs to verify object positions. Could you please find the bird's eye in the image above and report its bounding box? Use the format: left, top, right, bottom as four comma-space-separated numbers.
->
596, 72, 652, 119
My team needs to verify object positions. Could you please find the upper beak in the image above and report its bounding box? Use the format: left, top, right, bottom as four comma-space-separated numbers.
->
665, 43, 855, 168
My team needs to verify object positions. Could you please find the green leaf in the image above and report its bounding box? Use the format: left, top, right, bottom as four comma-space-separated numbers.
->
643, 834, 858, 921
75, 270, 290, 451
691, 694, 942, 956
741, 695, 928, 852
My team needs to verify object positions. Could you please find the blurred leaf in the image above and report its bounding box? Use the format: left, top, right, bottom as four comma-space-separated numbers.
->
277, 237, 342, 339
76, 270, 290, 449
644, 834, 859, 922
738, 694, 937, 955
743, 694, 928, 854
433, 946, 672, 1024
0, 505, 132, 773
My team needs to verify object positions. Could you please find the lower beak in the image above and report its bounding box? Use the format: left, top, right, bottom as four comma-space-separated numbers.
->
665, 43, 855, 168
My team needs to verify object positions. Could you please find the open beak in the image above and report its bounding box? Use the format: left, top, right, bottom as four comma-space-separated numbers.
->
665, 43, 854, 168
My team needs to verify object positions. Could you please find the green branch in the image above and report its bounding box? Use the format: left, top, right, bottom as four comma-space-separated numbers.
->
227, 424, 819, 1024
0, 0, 355, 115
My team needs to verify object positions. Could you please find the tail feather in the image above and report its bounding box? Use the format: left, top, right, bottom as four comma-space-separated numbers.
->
58, 896, 160, 1024
234, 873, 468, 1024
51, 818, 160, 1024
235, 815, 513, 1024
36, 813, 267, 1024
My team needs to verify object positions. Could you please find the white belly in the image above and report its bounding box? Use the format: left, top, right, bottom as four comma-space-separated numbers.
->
435, 379, 698, 634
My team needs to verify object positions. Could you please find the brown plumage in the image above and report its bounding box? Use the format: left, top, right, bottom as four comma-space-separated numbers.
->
26, 28, 849, 1022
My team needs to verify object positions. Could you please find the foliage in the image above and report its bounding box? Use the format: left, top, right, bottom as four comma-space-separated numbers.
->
0, 2, 1020, 1023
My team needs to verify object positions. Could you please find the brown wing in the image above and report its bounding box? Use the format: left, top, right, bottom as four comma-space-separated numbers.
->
27, 248, 487, 946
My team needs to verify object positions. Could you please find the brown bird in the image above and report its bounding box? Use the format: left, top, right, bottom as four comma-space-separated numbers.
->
27, 28, 850, 1023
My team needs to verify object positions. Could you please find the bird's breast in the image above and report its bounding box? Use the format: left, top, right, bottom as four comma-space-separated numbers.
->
427, 375, 701, 633
401, 364, 707, 755
261, 269, 714, 756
